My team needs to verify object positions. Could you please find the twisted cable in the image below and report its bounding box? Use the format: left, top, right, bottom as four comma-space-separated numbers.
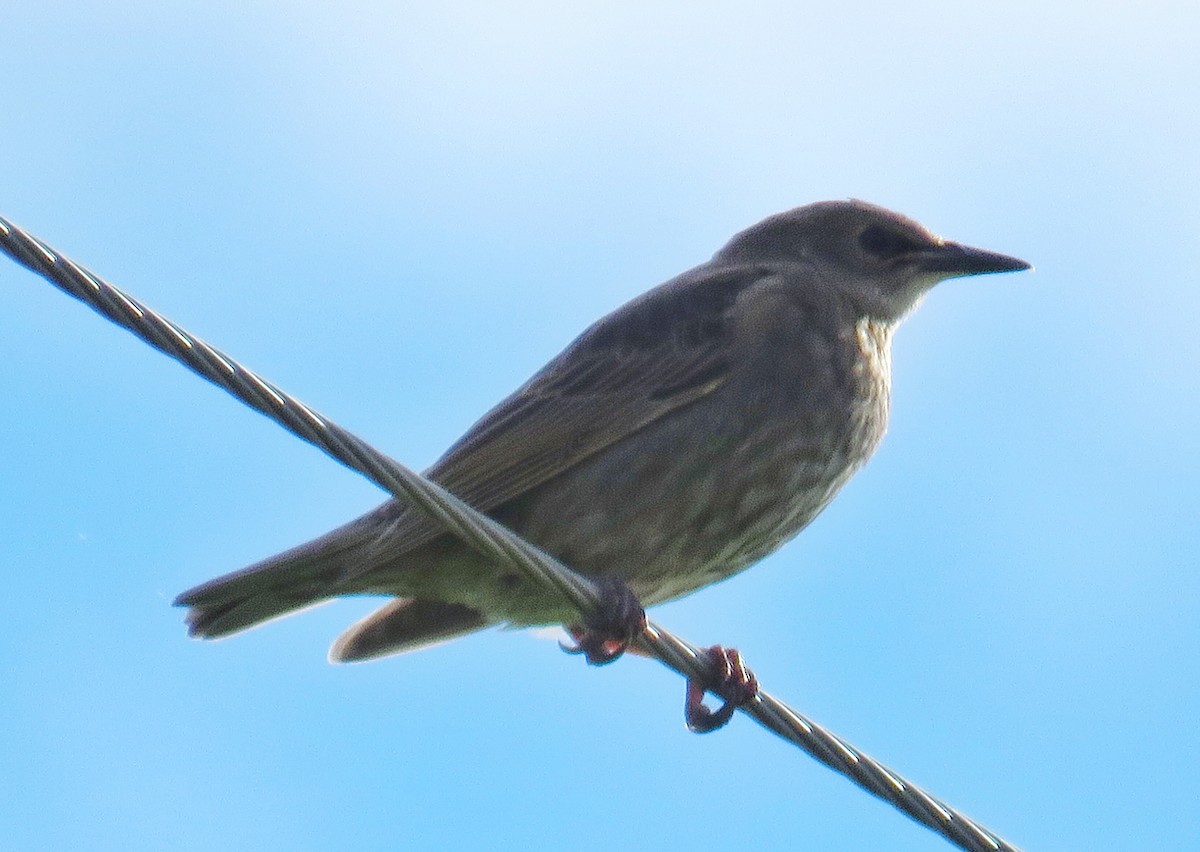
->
0, 215, 1022, 852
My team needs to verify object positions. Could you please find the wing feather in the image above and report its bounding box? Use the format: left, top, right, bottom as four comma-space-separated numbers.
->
352, 264, 770, 570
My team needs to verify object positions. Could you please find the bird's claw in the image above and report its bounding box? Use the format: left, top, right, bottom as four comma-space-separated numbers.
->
685, 645, 759, 733
559, 576, 647, 666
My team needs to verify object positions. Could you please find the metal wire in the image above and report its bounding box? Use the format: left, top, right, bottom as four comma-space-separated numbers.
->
0, 215, 1023, 852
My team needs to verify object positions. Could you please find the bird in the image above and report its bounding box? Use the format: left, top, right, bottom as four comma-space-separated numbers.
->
176, 200, 1029, 711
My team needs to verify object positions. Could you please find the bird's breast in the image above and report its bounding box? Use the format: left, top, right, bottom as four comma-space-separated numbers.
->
693, 315, 892, 569
474, 311, 896, 620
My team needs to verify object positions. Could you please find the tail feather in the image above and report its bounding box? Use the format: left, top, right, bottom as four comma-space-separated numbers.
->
329, 598, 492, 662
175, 503, 399, 639
177, 573, 336, 639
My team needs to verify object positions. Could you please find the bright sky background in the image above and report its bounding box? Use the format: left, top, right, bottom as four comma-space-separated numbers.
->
2, 3, 1197, 850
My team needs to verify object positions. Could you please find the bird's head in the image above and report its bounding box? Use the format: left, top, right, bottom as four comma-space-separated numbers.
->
714, 199, 1030, 321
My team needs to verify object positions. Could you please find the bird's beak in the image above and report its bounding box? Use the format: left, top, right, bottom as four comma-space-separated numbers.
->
916, 241, 1031, 278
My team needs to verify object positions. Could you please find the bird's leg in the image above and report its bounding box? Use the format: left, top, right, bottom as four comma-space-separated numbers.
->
684, 645, 759, 733
560, 576, 647, 665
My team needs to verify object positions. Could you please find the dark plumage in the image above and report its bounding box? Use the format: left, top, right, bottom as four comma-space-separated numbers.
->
175, 200, 1028, 662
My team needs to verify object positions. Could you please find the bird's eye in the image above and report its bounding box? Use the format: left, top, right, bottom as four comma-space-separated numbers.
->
858, 225, 919, 259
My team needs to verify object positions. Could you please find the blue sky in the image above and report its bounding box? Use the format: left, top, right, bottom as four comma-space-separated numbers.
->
2, 2, 1197, 850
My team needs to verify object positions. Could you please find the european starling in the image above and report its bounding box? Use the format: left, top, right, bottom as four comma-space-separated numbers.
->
176, 200, 1028, 686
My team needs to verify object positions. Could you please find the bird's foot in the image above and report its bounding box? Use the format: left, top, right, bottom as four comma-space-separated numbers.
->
560, 576, 647, 665
685, 645, 759, 733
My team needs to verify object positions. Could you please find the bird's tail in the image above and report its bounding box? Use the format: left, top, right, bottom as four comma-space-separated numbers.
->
174, 507, 394, 639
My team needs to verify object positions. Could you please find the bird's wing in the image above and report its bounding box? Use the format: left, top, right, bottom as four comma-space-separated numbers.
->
356, 263, 771, 565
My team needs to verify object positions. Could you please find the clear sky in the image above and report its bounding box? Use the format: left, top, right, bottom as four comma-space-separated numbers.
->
2, 3, 1197, 850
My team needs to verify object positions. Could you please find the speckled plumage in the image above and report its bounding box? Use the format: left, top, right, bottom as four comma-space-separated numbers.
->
176, 200, 1028, 661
